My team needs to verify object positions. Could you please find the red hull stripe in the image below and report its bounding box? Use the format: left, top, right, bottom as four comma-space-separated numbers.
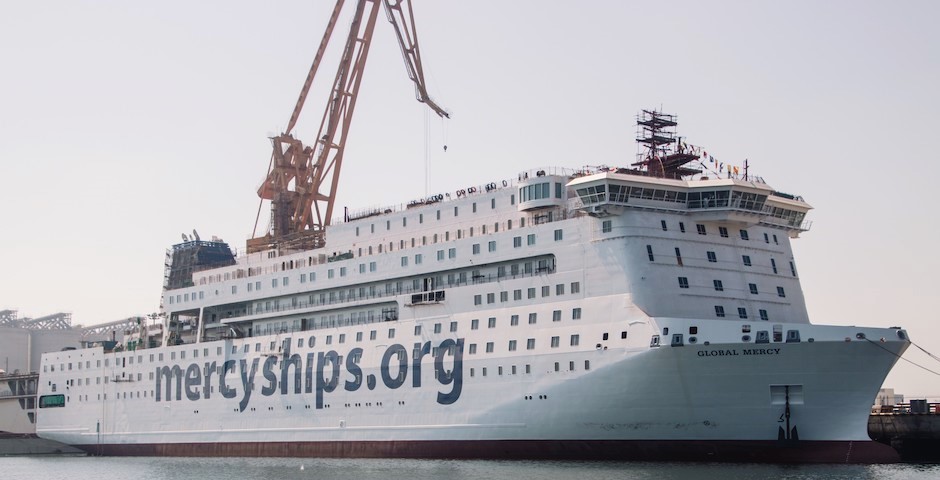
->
77, 439, 900, 464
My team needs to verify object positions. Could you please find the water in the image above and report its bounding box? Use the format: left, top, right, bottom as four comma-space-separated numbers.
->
1, 457, 938, 480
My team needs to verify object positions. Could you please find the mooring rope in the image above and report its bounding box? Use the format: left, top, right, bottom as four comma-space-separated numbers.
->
866, 338, 940, 376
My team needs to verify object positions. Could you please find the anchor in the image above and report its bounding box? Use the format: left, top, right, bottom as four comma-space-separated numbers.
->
777, 385, 800, 442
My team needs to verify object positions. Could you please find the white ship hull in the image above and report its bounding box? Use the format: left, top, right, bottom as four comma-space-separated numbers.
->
36, 317, 906, 462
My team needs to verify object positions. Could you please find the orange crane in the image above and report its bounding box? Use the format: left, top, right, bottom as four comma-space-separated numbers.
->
248, 0, 448, 254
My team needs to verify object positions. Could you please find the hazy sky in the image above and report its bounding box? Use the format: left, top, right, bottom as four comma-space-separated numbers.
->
2, 1, 938, 396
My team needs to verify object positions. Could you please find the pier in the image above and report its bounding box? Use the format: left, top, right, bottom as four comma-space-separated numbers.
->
869, 401, 940, 461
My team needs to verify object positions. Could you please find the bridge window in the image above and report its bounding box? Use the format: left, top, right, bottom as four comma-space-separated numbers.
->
574, 184, 604, 204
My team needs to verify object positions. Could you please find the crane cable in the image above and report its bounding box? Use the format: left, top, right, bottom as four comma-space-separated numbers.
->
442, 115, 448, 152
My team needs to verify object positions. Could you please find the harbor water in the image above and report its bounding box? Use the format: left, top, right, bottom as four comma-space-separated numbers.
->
1, 457, 938, 480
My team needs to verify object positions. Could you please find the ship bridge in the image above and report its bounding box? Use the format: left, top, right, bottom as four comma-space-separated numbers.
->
568, 172, 812, 236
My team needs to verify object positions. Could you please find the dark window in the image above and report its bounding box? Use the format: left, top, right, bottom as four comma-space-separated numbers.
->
707, 251, 717, 263
679, 222, 686, 233
738, 307, 748, 319
749, 283, 758, 294
790, 261, 797, 277
771, 258, 778, 274
646, 245, 654, 261
740, 229, 749, 240
678, 277, 689, 289
713, 280, 724, 291
764, 233, 769, 243
773, 234, 779, 245
661, 220, 668, 231
719, 226, 728, 238
759, 309, 769, 321
602, 333, 609, 340
777, 286, 786, 298
715, 306, 726, 317
39, 394, 65, 408
696, 224, 706, 235
742, 255, 752, 267
675, 247, 683, 266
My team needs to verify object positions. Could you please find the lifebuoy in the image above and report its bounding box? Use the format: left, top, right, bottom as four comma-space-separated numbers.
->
502, 180, 508, 187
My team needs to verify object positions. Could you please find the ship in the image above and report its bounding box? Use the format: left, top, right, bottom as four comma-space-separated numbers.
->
34, 1, 907, 463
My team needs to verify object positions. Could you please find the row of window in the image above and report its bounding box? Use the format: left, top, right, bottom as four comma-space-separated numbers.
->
355, 209, 549, 246
714, 305, 770, 321
677, 276, 787, 297
470, 359, 590, 378
659, 219, 781, 245
647, 244, 797, 277
47, 303, 591, 373
52, 357, 597, 406
356, 195, 518, 236
230, 256, 562, 332
473, 281, 582, 306
172, 229, 565, 306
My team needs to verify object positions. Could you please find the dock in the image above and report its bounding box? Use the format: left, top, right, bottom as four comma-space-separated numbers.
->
869, 401, 940, 461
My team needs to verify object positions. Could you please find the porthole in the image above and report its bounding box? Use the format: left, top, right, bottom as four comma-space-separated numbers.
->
742, 335, 751, 342
688, 336, 697, 344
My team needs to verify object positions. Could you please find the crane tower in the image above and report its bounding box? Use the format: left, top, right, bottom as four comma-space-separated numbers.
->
247, 0, 448, 254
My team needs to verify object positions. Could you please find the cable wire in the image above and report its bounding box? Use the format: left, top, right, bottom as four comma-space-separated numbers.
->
866, 338, 940, 376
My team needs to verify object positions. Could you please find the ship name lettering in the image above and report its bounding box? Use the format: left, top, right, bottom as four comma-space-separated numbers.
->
696, 349, 739, 357
741, 348, 781, 356
154, 337, 464, 412
696, 348, 781, 358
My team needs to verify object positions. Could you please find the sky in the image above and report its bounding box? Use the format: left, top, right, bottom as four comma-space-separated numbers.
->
1, 1, 938, 396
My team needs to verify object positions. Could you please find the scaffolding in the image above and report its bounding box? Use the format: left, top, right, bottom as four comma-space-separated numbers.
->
0, 310, 72, 330
633, 110, 701, 179
163, 239, 237, 291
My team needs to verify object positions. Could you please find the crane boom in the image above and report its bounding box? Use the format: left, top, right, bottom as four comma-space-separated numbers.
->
384, 0, 449, 118
248, 0, 447, 254
284, 0, 346, 136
